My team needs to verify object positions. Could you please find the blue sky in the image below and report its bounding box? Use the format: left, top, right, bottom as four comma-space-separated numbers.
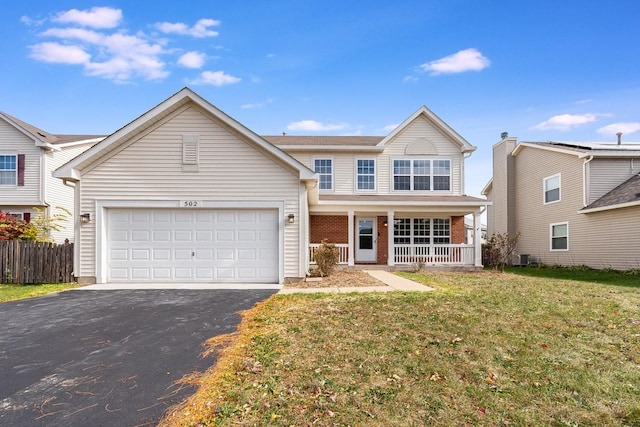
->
2, 1, 640, 198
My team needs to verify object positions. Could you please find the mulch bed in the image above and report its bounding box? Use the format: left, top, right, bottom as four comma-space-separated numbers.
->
284, 268, 387, 289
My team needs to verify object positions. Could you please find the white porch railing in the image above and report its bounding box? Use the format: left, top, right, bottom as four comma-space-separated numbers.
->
309, 243, 349, 265
394, 244, 475, 265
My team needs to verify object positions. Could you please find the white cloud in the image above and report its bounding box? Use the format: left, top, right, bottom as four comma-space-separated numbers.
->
382, 124, 399, 132
597, 122, 640, 136
575, 99, 592, 105
531, 113, 602, 131
53, 7, 122, 29
420, 48, 490, 75
155, 18, 220, 38
29, 42, 90, 64
42, 27, 103, 44
287, 120, 348, 132
191, 70, 241, 86
403, 75, 418, 83
177, 51, 206, 68
241, 98, 274, 109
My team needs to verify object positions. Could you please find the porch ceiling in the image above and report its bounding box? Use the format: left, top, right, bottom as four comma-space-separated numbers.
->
310, 194, 489, 214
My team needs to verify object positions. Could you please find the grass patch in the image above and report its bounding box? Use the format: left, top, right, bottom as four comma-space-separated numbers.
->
0, 283, 80, 302
160, 270, 640, 426
505, 265, 640, 288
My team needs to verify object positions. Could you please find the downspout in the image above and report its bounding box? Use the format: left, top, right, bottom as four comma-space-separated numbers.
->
582, 156, 593, 207
62, 179, 80, 278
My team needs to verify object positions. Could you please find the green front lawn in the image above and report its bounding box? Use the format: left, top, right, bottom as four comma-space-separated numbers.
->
160, 268, 640, 426
0, 283, 80, 302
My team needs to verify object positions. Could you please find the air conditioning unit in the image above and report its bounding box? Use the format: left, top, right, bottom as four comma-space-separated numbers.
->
519, 254, 530, 266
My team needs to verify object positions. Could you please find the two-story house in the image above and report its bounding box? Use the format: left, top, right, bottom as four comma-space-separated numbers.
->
0, 112, 103, 242
483, 134, 640, 270
54, 88, 487, 285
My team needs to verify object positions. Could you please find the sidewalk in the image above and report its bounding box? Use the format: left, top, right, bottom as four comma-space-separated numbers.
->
278, 270, 434, 294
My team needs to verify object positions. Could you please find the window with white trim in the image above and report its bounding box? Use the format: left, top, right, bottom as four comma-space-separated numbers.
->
314, 158, 333, 191
544, 174, 560, 204
393, 217, 450, 244
393, 159, 450, 191
356, 159, 375, 190
7, 211, 23, 220
550, 222, 568, 251
0, 155, 17, 186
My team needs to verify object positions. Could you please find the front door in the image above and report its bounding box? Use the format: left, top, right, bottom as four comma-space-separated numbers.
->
356, 217, 377, 262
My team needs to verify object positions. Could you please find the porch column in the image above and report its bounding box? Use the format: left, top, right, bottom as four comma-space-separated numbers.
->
474, 210, 483, 267
387, 210, 395, 266
347, 210, 355, 266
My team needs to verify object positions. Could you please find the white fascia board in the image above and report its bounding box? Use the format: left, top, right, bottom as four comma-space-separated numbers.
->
55, 137, 105, 149
579, 200, 640, 214
481, 178, 493, 195
318, 199, 491, 207
578, 151, 640, 158
512, 142, 581, 157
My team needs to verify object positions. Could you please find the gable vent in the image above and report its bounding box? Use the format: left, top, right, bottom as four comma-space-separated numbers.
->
182, 134, 199, 165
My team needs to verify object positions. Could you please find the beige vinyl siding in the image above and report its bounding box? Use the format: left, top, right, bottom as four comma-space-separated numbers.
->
44, 143, 94, 242
514, 147, 584, 264
284, 115, 465, 196
588, 158, 640, 204
78, 106, 301, 280
574, 207, 640, 270
380, 117, 464, 195
0, 119, 42, 205
488, 138, 516, 236
509, 145, 640, 270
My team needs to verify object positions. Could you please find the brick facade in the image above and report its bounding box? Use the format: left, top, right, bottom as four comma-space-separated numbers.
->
377, 216, 389, 264
310, 215, 348, 244
451, 215, 465, 244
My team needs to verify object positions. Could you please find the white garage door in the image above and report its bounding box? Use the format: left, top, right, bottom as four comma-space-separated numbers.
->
107, 209, 279, 283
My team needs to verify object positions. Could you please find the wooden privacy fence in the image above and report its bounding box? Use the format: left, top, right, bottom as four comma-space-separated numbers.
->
0, 240, 74, 284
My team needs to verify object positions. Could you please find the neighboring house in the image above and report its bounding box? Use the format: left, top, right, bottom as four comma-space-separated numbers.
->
0, 112, 103, 242
464, 216, 486, 245
483, 134, 640, 270
54, 88, 487, 285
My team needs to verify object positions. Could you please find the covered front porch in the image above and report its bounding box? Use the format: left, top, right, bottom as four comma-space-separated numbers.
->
307, 202, 487, 269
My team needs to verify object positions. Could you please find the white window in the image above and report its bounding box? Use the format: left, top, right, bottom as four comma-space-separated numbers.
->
393, 217, 450, 244
544, 174, 560, 204
356, 159, 375, 191
393, 159, 450, 191
314, 159, 333, 191
550, 222, 568, 251
0, 155, 17, 186
7, 211, 23, 220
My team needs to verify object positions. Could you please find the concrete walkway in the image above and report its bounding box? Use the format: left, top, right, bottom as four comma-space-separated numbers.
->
278, 270, 434, 294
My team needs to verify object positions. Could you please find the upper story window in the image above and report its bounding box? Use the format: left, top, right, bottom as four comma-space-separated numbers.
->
393, 159, 450, 191
314, 158, 333, 191
544, 173, 560, 204
0, 155, 17, 186
356, 159, 375, 191
550, 222, 568, 251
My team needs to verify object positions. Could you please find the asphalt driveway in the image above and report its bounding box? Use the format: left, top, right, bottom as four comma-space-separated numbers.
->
0, 288, 277, 426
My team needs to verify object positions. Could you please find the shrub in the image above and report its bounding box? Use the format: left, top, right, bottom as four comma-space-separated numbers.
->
484, 232, 520, 272
0, 212, 33, 240
313, 240, 339, 277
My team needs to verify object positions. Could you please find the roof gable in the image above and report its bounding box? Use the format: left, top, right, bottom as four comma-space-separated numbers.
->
0, 111, 103, 150
54, 87, 316, 181
377, 106, 476, 153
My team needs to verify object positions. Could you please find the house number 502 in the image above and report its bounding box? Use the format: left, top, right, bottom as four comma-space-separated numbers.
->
180, 200, 201, 207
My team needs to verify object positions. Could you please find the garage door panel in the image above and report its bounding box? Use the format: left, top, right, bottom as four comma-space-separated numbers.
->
108, 208, 278, 283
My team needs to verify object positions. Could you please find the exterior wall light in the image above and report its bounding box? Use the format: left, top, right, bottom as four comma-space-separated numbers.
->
80, 213, 91, 223
383, 220, 388, 227
287, 213, 295, 223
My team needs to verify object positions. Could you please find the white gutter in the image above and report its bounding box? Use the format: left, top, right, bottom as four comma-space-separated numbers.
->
582, 155, 593, 206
